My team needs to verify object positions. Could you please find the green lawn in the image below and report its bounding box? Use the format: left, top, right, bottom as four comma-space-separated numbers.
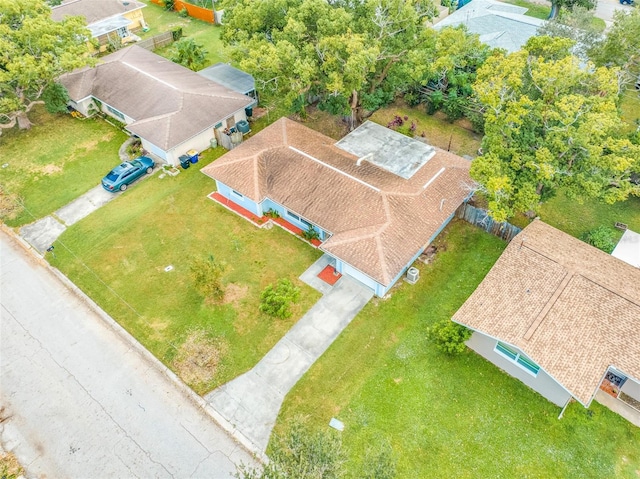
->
274, 220, 640, 478
138, 0, 229, 66
369, 101, 482, 157
48, 150, 322, 394
499, 0, 551, 19
0, 106, 127, 227
537, 190, 640, 240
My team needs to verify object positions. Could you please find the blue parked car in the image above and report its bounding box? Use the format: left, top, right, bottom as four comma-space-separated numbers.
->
101, 156, 155, 192
620, 0, 634, 5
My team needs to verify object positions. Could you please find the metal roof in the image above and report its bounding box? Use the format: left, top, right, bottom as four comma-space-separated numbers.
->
197, 63, 255, 95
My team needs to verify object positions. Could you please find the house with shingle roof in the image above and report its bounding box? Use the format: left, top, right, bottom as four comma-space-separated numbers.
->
51, 0, 147, 50
434, 0, 544, 53
60, 46, 255, 166
452, 220, 640, 424
201, 118, 473, 297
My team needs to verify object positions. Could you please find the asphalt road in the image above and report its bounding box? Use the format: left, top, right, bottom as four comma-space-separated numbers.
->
0, 231, 256, 478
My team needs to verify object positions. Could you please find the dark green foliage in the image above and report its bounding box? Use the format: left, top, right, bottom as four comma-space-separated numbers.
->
426, 319, 472, 355
171, 38, 208, 71
259, 279, 301, 319
190, 254, 227, 303
171, 26, 183, 41
301, 226, 320, 242
580, 226, 617, 253
42, 83, 69, 114
236, 421, 345, 479
164, 0, 175, 11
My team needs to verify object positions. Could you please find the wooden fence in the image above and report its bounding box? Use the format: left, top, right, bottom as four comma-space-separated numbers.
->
455, 203, 522, 242
150, 0, 216, 23
137, 31, 174, 51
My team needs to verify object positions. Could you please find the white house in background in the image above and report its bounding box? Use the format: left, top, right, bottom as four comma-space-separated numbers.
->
434, 0, 544, 53
612, 229, 640, 268
452, 220, 640, 426
51, 0, 148, 50
60, 46, 255, 166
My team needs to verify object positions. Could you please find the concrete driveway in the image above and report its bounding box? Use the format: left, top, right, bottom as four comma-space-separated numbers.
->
0, 231, 257, 477
206, 256, 374, 453
594, 0, 633, 25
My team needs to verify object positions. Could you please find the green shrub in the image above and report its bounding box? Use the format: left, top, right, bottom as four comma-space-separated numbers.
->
259, 279, 300, 319
178, 7, 189, 17
164, 0, 175, 11
301, 225, 320, 241
426, 319, 472, 355
580, 226, 617, 253
190, 255, 227, 303
170, 26, 183, 41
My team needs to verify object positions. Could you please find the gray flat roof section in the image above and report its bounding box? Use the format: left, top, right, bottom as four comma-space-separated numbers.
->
197, 63, 255, 95
335, 121, 436, 179
89, 15, 130, 37
612, 229, 640, 268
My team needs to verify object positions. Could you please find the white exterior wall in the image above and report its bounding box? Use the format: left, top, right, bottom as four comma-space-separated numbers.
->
335, 260, 378, 295
621, 376, 640, 402
466, 331, 573, 407
141, 139, 167, 161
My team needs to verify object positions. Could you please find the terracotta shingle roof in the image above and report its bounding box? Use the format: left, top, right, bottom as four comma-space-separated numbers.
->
452, 220, 640, 406
60, 46, 253, 151
202, 118, 473, 286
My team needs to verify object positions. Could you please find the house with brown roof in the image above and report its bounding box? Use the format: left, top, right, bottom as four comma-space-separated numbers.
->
452, 220, 640, 423
51, 0, 147, 50
201, 118, 473, 297
60, 46, 255, 166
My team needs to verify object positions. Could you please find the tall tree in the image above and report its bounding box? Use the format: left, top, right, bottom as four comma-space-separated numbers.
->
0, 0, 93, 133
589, 7, 640, 86
537, 6, 603, 61
548, 0, 595, 19
170, 38, 208, 71
471, 36, 640, 222
221, 0, 437, 128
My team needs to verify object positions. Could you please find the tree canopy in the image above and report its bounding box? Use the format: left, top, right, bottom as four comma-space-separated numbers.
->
548, 0, 595, 19
588, 7, 640, 86
221, 0, 437, 127
0, 0, 93, 132
471, 36, 640, 222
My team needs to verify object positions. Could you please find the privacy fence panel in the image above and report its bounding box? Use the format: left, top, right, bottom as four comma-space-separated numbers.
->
456, 203, 522, 242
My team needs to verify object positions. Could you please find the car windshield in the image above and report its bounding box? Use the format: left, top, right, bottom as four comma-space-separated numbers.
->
106, 171, 119, 181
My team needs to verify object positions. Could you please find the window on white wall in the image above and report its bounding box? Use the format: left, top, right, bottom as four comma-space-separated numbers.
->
495, 342, 540, 376
286, 210, 300, 221
231, 190, 244, 200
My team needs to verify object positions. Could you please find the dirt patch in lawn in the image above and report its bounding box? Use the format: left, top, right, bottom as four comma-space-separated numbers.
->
222, 283, 249, 307
173, 329, 227, 388
0, 186, 23, 221
40, 164, 63, 175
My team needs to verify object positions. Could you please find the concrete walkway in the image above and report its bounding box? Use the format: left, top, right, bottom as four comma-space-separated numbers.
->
206, 255, 373, 453
19, 165, 160, 253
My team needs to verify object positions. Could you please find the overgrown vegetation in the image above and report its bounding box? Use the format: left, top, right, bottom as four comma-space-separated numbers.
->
580, 226, 618, 253
190, 254, 227, 303
259, 279, 301, 319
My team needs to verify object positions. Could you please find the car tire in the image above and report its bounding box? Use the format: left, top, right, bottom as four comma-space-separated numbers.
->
120, 184, 127, 191
146, 167, 153, 174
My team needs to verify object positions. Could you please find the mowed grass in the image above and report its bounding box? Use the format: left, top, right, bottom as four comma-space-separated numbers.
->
369, 101, 483, 157
138, 0, 229, 66
499, 0, 551, 19
274, 220, 640, 478
0, 106, 127, 227
621, 87, 640, 133
49, 149, 322, 394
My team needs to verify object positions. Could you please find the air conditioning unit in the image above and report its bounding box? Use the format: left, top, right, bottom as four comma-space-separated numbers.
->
406, 267, 419, 284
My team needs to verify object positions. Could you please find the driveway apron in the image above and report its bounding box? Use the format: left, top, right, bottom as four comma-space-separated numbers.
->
206, 258, 374, 453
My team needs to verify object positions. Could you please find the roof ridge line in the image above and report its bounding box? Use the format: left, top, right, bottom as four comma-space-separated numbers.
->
523, 271, 572, 340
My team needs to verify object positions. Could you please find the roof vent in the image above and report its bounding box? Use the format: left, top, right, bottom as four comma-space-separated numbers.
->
406, 267, 419, 284
356, 153, 373, 166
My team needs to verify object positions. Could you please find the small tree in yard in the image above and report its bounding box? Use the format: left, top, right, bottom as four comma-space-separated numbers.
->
427, 319, 472, 355
259, 279, 300, 319
190, 255, 227, 303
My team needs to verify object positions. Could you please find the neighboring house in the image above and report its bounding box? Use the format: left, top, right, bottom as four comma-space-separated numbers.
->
51, 0, 147, 50
434, 0, 544, 53
612, 229, 640, 268
201, 118, 473, 297
452, 220, 640, 423
60, 46, 256, 166
198, 63, 258, 101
